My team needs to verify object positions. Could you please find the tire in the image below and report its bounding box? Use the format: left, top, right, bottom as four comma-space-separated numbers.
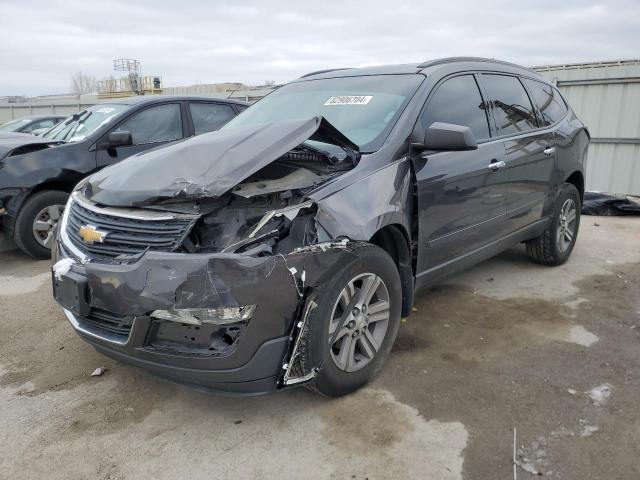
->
13, 190, 69, 259
526, 183, 581, 266
301, 242, 402, 397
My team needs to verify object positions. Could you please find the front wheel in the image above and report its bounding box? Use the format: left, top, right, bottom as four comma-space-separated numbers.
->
13, 190, 69, 259
301, 243, 402, 397
526, 183, 581, 266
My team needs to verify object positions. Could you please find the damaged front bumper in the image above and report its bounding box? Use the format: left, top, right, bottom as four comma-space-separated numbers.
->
52, 237, 355, 395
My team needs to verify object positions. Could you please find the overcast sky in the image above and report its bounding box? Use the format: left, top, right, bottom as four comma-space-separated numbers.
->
2, 0, 639, 96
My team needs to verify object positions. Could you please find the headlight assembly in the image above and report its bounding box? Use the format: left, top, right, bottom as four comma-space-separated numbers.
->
150, 305, 256, 325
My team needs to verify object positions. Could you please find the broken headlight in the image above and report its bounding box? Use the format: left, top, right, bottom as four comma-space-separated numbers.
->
150, 305, 256, 325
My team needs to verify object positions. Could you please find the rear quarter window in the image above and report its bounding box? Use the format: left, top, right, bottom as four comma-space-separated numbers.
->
522, 78, 568, 126
189, 103, 237, 135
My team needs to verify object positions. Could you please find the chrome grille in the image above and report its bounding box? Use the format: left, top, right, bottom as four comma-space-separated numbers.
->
65, 196, 195, 259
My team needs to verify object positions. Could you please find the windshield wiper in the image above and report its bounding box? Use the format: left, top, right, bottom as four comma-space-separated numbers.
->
72, 110, 91, 122
64, 111, 92, 140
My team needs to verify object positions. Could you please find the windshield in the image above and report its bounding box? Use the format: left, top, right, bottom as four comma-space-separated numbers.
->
43, 104, 130, 142
0, 118, 31, 132
223, 74, 423, 152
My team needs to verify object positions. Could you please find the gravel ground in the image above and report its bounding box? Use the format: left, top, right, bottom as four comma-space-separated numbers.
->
1, 216, 639, 480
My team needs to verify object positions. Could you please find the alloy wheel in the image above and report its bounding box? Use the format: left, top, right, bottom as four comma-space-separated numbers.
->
328, 273, 391, 372
32, 204, 64, 248
557, 198, 577, 253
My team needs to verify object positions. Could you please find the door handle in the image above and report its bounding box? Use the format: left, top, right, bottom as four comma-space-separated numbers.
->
544, 146, 556, 155
488, 160, 506, 171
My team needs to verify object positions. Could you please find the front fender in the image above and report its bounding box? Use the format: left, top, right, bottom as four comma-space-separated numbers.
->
313, 158, 413, 241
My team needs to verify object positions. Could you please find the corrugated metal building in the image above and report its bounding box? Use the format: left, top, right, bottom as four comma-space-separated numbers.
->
535, 60, 640, 195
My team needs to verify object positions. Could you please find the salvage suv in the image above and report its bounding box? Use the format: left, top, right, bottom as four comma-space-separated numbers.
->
52, 58, 588, 396
0, 96, 246, 258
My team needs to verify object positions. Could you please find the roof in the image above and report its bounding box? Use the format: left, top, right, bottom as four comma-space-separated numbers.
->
296, 64, 422, 81
101, 95, 249, 106
532, 59, 640, 71
298, 57, 540, 81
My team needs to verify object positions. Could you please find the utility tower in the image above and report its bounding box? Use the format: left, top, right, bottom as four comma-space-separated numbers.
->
97, 59, 162, 99
113, 58, 143, 95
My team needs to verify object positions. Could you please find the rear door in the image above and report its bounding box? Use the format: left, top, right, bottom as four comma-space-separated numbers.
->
480, 74, 555, 231
413, 74, 508, 277
96, 102, 185, 167
187, 102, 238, 135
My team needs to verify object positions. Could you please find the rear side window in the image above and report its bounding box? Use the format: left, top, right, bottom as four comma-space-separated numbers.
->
189, 103, 236, 134
421, 75, 490, 141
522, 79, 568, 126
482, 74, 538, 135
114, 103, 182, 145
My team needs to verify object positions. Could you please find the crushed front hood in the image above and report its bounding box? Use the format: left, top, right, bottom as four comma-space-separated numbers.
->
85, 116, 358, 207
0, 132, 62, 160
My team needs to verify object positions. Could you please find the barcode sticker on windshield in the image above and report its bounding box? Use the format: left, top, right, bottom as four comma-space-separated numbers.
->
324, 95, 372, 106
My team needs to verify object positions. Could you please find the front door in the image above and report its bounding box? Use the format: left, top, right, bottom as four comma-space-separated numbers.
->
96, 103, 184, 167
412, 74, 508, 282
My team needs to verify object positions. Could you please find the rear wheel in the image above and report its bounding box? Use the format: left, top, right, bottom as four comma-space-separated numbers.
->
526, 183, 581, 266
301, 243, 402, 397
13, 190, 68, 259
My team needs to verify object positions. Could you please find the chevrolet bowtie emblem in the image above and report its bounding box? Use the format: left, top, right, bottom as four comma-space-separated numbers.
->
78, 224, 108, 244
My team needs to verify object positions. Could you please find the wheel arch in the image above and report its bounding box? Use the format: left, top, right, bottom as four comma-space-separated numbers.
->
369, 224, 414, 317
565, 170, 584, 202
4, 176, 79, 237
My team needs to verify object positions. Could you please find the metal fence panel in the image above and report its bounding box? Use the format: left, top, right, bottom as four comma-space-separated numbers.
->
586, 143, 640, 194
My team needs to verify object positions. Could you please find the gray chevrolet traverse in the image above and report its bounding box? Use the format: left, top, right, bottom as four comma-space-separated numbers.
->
52, 57, 588, 396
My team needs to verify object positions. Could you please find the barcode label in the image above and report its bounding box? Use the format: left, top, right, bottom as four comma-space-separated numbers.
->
324, 95, 373, 106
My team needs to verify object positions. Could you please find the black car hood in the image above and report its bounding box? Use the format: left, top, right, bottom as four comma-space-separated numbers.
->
85, 116, 359, 207
0, 132, 62, 160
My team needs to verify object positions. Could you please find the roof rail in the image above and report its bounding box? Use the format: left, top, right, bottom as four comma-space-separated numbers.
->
299, 68, 353, 78
417, 56, 532, 71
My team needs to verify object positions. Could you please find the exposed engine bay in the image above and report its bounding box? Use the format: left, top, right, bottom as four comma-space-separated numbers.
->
74, 116, 362, 261
183, 146, 356, 256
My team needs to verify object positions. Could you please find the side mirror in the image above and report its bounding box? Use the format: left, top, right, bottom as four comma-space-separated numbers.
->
414, 122, 478, 151
102, 131, 133, 149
